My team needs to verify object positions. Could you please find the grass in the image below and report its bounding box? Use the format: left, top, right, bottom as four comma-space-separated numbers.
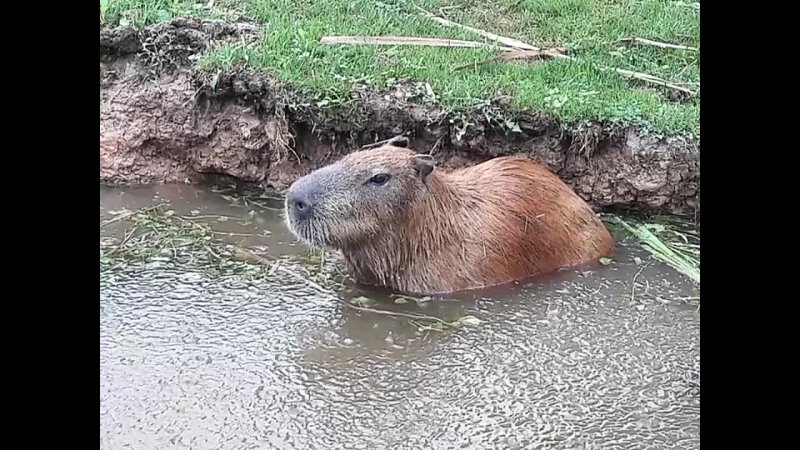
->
101, 0, 699, 136
603, 214, 700, 285
100, 203, 479, 330
99, 205, 270, 277
100, 0, 229, 25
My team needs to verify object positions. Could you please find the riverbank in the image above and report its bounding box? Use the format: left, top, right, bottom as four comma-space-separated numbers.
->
100, 2, 699, 216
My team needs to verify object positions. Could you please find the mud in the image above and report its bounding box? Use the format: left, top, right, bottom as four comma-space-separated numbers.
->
100, 18, 700, 217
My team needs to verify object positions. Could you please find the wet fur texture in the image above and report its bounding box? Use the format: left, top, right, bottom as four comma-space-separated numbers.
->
285, 142, 613, 295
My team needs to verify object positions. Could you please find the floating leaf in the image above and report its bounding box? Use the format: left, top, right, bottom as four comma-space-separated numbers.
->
350, 296, 372, 306
599, 257, 613, 266
458, 315, 483, 327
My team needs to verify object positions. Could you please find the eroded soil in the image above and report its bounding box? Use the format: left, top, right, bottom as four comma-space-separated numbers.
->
100, 18, 700, 216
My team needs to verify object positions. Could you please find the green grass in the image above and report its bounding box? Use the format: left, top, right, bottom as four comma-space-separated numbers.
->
603, 214, 700, 285
101, 0, 201, 25
100, 205, 265, 276
100, 202, 483, 330
101, 0, 700, 135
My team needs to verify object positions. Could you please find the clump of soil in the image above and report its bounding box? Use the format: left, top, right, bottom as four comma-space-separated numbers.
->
100, 18, 699, 217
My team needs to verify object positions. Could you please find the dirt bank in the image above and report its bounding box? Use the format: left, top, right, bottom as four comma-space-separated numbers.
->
100, 19, 699, 217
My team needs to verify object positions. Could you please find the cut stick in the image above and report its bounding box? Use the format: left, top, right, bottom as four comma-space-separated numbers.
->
413, 8, 697, 96
617, 37, 699, 52
413, 5, 540, 51
454, 49, 562, 70
613, 68, 696, 95
319, 35, 507, 49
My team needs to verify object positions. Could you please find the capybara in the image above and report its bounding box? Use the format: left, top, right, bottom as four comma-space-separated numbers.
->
284, 136, 613, 295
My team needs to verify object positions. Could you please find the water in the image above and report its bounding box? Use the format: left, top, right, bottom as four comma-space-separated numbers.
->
100, 184, 700, 450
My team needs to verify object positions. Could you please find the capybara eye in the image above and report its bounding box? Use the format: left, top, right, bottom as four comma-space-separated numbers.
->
368, 173, 391, 186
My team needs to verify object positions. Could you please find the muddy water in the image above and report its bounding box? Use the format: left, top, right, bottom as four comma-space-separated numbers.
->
100, 184, 700, 450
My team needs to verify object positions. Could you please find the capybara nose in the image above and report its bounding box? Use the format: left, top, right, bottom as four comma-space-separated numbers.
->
289, 191, 313, 219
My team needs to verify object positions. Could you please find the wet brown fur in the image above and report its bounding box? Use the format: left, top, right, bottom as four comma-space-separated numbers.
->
285, 143, 613, 295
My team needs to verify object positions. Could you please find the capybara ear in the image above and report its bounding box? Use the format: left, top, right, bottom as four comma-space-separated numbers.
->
411, 154, 435, 181
387, 135, 409, 148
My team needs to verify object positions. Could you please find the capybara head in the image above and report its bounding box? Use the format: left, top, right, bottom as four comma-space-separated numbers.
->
284, 137, 435, 249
